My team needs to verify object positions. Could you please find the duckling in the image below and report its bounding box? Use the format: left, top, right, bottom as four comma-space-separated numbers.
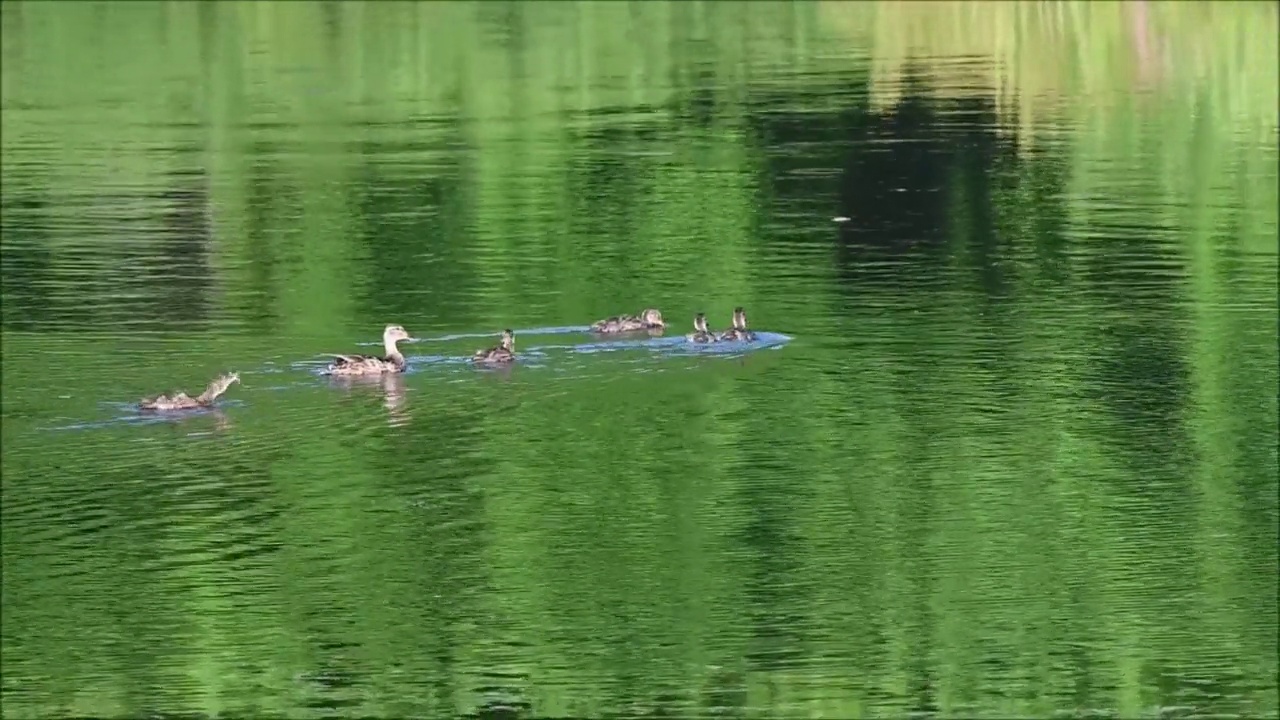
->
590, 308, 665, 334
326, 324, 412, 376
473, 329, 516, 364
140, 372, 240, 411
717, 307, 757, 342
686, 313, 717, 343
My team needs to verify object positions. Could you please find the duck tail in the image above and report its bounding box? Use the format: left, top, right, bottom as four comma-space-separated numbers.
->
197, 372, 240, 405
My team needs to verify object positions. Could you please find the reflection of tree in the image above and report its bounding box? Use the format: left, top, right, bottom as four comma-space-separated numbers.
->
747, 73, 1014, 298
0, 182, 57, 329
351, 128, 481, 329
701, 664, 746, 718
0, 3, 1275, 717
144, 165, 216, 324
230, 141, 290, 333
0, 158, 216, 331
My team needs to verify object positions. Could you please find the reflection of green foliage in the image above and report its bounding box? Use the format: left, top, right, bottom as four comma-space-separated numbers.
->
844, 1, 1279, 148
2, 1, 1277, 718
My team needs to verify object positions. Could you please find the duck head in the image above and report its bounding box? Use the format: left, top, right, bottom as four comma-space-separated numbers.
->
383, 324, 412, 343
641, 308, 665, 327
693, 313, 709, 333
381, 324, 412, 357
501, 329, 515, 351
733, 307, 748, 330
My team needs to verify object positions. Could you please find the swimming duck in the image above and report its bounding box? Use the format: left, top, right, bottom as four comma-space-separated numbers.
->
686, 313, 717, 343
140, 372, 240, 411
590, 308, 665, 334
473, 329, 516, 364
717, 307, 757, 342
326, 324, 413, 376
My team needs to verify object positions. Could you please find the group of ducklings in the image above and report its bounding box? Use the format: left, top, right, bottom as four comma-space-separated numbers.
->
139, 307, 757, 411
591, 306, 757, 344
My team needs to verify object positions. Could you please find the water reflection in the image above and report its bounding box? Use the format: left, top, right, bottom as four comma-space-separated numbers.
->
1, 2, 1276, 719
328, 373, 411, 427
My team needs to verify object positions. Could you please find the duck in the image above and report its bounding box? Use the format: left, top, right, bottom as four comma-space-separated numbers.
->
686, 313, 717, 343
717, 307, 757, 342
140, 372, 240, 411
325, 324, 413, 376
473, 329, 516, 364
590, 308, 665, 334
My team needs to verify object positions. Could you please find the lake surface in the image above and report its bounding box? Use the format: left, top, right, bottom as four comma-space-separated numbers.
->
2, 2, 1277, 718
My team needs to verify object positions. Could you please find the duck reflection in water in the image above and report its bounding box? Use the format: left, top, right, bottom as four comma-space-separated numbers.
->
208, 408, 234, 433
131, 406, 234, 434
169, 407, 235, 434
329, 372, 411, 427
380, 372, 408, 426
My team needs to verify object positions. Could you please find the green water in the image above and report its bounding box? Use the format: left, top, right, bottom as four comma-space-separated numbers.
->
2, 2, 1277, 718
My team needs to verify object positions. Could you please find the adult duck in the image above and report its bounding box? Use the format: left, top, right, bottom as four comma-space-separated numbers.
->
326, 324, 413, 376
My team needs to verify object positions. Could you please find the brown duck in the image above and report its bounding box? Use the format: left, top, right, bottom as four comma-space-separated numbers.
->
473, 329, 516, 364
686, 313, 717, 343
590, 308, 665, 334
140, 372, 240, 411
717, 307, 757, 342
326, 324, 413, 376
